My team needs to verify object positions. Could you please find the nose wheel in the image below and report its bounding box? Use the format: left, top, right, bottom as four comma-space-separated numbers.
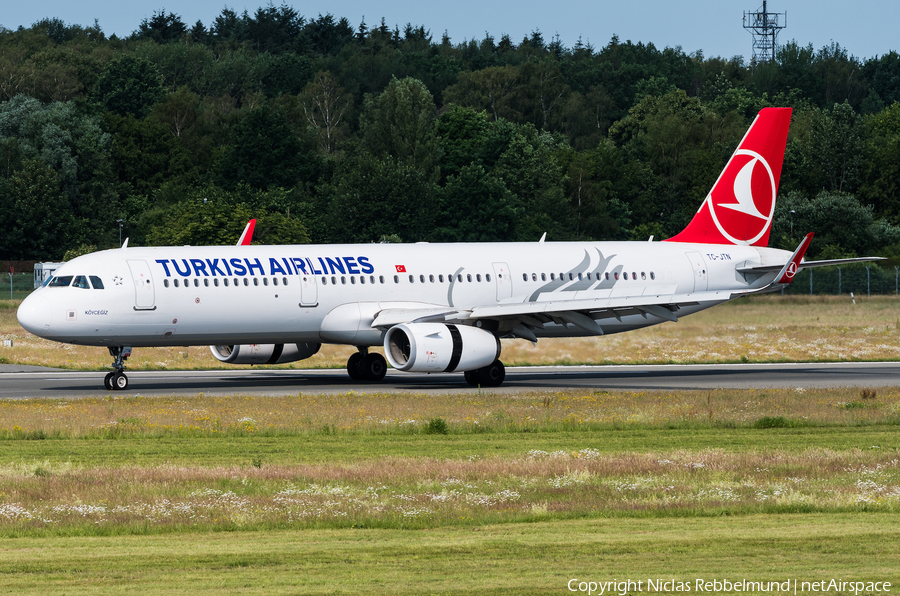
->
105, 346, 132, 391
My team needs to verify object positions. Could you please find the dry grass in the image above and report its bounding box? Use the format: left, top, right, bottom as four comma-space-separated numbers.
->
0, 387, 899, 438
2, 295, 900, 370
1, 447, 898, 533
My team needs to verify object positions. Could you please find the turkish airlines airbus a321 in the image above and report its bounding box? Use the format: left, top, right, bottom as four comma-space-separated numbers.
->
16, 107, 882, 390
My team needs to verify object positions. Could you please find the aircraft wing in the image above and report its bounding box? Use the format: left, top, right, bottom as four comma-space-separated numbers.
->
371, 289, 754, 340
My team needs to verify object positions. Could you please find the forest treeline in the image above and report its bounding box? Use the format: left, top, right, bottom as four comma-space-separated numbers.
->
1, 7, 900, 262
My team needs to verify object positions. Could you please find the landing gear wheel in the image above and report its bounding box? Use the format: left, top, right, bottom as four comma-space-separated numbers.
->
478, 360, 506, 387
464, 369, 480, 386
112, 372, 129, 390
360, 353, 387, 381
347, 352, 364, 380
106, 346, 132, 391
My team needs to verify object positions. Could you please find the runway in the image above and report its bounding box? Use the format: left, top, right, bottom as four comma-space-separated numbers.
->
0, 362, 898, 399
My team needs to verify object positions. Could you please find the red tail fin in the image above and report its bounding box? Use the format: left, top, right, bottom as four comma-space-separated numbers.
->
666, 107, 792, 247
237, 219, 256, 246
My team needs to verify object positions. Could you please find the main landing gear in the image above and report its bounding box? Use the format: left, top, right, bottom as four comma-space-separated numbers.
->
104, 346, 132, 391
347, 348, 388, 381
463, 359, 506, 388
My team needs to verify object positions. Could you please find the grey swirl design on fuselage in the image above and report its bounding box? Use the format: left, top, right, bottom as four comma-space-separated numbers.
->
527, 248, 618, 302
447, 267, 464, 307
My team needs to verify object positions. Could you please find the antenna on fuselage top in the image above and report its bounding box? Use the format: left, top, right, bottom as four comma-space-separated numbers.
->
121, 238, 129, 249
539, 233, 546, 243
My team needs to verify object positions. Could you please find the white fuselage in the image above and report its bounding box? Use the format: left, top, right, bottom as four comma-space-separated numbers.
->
17, 240, 788, 349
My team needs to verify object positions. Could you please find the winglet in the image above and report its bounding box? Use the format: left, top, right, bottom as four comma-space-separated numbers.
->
237, 219, 256, 246
775, 232, 814, 284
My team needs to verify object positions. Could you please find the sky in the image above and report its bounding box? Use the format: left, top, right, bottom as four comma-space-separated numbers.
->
2, 0, 897, 62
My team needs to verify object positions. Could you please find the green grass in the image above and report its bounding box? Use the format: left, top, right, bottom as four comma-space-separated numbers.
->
0, 514, 896, 595
2, 425, 900, 466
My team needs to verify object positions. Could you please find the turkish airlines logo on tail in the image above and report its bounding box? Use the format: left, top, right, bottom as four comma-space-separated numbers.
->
708, 149, 776, 245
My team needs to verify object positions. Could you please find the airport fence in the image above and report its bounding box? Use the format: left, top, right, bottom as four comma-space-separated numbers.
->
0, 273, 35, 301
782, 263, 900, 296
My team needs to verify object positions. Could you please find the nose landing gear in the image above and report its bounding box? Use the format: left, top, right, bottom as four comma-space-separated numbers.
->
104, 346, 132, 390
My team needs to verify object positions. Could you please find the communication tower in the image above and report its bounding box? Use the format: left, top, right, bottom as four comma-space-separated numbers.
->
743, 1, 787, 65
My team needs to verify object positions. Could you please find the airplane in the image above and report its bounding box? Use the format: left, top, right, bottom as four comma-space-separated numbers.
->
16, 107, 883, 390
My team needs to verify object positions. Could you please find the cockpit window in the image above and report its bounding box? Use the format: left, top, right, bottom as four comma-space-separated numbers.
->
89, 276, 104, 289
48, 276, 73, 287
72, 276, 90, 289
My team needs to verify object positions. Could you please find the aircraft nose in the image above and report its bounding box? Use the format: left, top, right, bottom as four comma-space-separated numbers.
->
17, 294, 52, 337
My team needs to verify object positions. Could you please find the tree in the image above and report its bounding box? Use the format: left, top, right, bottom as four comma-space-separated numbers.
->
359, 76, 438, 175
92, 55, 165, 118
146, 186, 309, 246
432, 164, 518, 242
218, 103, 320, 191
2, 159, 70, 259
135, 10, 187, 43
300, 71, 352, 157
324, 154, 436, 243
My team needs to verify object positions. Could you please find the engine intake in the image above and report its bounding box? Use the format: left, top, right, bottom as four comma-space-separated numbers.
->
384, 323, 499, 373
210, 343, 321, 365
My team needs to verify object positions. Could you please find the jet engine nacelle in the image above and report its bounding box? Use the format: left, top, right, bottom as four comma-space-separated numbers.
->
384, 323, 500, 373
210, 342, 321, 365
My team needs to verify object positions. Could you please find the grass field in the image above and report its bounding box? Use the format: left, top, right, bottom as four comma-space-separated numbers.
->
2, 295, 900, 370
1, 296, 899, 593
0, 388, 898, 593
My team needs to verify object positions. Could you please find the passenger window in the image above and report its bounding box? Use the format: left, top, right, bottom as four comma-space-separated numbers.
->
204, 279, 210, 287
393, 275, 399, 283
223, 278, 229, 287
477, 274, 482, 282
244, 279, 249, 286
458, 274, 463, 282
550, 273, 555, 281
420, 275, 425, 283
569, 273, 574, 281
360, 276, 365, 284
578, 273, 583, 280
331, 276, 336, 285
531, 273, 537, 281
283, 278, 289, 286
429, 275, 435, 283
322, 277, 328, 285
164, 279, 170, 288
614, 272, 619, 280
486, 274, 491, 282
194, 279, 200, 287
379, 276, 385, 284
174, 279, 180, 288
632, 272, 637, 279
340, 277, 346, 285
605, 273, 610, 280
650, 272, 656, 280
254, 278, 260, 286
523, 274, 528, 281
439, 274, 444, 283
467, 274, 472, 282
540, 273, 546, 282
214, 278, 220, 287
623, 272, 628, 280
641, 272, 646, 280
89, 276, 104, 289
273, 277, 279, 286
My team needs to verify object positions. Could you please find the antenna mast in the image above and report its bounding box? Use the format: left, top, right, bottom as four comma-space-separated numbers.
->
743, 1, 787, 66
